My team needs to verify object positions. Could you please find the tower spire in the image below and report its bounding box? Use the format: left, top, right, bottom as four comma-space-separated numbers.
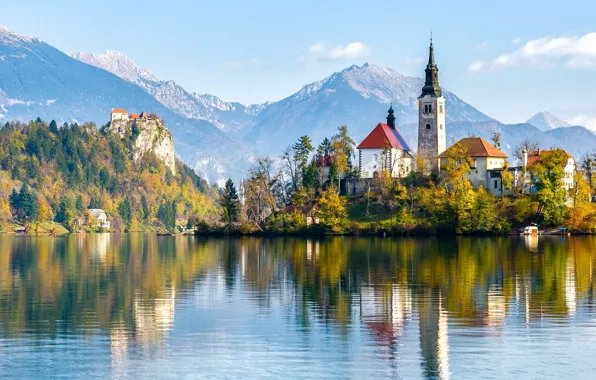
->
386, 103, 396, 129
419, 36, 442, 98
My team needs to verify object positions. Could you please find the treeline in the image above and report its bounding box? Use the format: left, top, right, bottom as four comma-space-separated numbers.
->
0, 118, 218, 232
212, 130, 596, 235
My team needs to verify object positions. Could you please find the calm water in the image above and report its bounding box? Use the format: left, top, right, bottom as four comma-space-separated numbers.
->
0, 235, 595, 379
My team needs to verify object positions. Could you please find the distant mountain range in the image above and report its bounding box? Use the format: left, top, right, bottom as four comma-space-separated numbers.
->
1, 25, 595, 183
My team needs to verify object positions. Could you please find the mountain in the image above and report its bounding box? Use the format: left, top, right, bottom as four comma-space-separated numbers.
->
0, 26, 251, 184
526, 111, 570, 131
71, 50, 265, 133
245, 63, 495, 154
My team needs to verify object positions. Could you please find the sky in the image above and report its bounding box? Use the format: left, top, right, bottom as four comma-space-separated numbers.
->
1, 0, 595, 127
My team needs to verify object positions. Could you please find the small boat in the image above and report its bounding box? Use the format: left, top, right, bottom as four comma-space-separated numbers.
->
522, 226, 539, 236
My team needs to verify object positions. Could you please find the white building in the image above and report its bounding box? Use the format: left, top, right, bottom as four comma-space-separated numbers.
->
438, 137, 508, 196
357, 106, 413, 179
88, 209, 111, 230
417, 38, 446, 172
110, 108, 129, 122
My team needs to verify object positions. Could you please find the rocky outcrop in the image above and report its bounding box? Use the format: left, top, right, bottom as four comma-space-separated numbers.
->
110, 118, 176, 174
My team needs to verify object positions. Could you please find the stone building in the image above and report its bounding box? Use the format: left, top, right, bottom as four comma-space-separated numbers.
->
525, 149, 576, 191
357, 106, 413, 179
417, 39, 446, 172
438, 137, 508, 196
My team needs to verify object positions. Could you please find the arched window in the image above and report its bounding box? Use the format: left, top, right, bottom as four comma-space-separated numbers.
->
424, 105, 428, 113
440, 105, 443, 113
429, 104, 432, 113
426, 124, 431, 130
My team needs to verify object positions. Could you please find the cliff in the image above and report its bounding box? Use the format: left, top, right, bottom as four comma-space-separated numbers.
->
110, 118, 176, 174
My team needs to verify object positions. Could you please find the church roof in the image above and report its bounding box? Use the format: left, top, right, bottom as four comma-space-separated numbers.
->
357, 123, 411, 151
438, 137, 507, 158
419, 39, 442, 98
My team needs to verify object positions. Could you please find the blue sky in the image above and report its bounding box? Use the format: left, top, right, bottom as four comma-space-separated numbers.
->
1, 0, 595, 126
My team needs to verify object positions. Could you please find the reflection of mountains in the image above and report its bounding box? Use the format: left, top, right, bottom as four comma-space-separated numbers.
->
0, 235, 595, 374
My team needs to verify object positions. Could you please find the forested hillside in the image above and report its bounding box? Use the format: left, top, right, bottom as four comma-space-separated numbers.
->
0, 119, 218, 232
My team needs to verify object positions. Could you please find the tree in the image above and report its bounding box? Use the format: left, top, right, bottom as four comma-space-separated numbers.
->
118, 197, 133, 226
75, 194, 85, 213
220, 178, 240, 229
442, 142, 473, 193
140, 195, 150, 221
331, 126, 355, 191
580, 153, 596, 192
500, 160, 514, 198
491, 132, 501, 149
49, 120, 58, 134
530, 150, 568, 225
514, 138, 539, 162
315, 186, 347, 233
157, 200, 176, 232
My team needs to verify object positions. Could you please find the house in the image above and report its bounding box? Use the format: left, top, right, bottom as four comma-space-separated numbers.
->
88, 209, 111, 230
357, 106, 413, 179
438, 137, 508, 196
284, 205, 319, 225
525, 149, 576, 190
111, 108, 129, 122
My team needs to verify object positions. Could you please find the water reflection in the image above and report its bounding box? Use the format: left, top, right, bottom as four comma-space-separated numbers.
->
0, 235, 595, 378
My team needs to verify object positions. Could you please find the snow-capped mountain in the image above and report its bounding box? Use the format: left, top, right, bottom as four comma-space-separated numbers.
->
0, 26, 251, 185
245, 62, 495, 154
526, 111, 570, 131
71, 50, 265, 132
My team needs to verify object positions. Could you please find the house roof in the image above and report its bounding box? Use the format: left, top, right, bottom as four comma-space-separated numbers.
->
357, 123, 411, 151
89, 209, 107, 218
527, 149, 574, 167
129, 113, 140, 119
111, 108, 128, 114
438, 137, 507, 158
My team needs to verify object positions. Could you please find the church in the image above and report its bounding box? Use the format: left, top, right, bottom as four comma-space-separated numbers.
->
357, 38, 446, 178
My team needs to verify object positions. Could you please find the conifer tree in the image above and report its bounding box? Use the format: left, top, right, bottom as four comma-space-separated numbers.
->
220, 179, 239, 229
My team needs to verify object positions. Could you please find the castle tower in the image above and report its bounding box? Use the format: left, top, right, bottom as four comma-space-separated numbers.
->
417, 38, 446, 172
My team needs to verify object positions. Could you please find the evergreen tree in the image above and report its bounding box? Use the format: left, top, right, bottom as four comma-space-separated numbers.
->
75, 194, 84, 213
49, 120, 58, 134
219, 179, 239, 229
141, 195, 150, 220
118, 197, 133, 226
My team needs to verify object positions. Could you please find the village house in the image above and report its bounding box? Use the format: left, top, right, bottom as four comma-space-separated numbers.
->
438, 137, 508, 196
357, 106, 413, 179
524, 148, 576, 191
284, 205, 319, 226
88, 209, 111, 230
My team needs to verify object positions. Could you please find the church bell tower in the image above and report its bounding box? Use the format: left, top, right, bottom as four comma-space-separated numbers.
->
417, 37, 446, 171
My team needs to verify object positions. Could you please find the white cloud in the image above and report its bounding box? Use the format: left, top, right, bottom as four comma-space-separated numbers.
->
303, 41, 371, 64
469, 32, 596, 71
225, 57, 260, 69
569, 115, 596, 131
406, 57, 425, 65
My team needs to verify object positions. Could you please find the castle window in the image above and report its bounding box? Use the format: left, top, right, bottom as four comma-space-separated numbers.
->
426, 124, 431, 130
440, 105, 443, 113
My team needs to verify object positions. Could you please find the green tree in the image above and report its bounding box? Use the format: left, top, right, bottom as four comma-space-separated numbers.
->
118, 197, 133, 226
530, 149, 568, 225
220, 179, 240, 229
141, 195, 150, 220
331, 126, 355, 191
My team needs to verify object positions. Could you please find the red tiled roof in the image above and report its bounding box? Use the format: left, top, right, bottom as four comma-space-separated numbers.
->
129, 113, 140, 119
357, 123, 410, 150
111, 108, 128, 114
527, 149, 573, 167
438, 137, 507, 158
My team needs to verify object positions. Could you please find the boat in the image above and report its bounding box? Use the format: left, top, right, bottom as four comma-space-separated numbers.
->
522, 226, 539, 236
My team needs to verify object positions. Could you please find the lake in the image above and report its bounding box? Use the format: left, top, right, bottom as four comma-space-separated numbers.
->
0, 234, 595, 379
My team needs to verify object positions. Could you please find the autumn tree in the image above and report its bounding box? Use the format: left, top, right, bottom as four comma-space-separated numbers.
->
530, 149, 568, 225
330, 126, 355, 191
315, 186, 347, 233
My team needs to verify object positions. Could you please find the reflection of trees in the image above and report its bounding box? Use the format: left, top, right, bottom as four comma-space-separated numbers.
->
0, 235, 219, 342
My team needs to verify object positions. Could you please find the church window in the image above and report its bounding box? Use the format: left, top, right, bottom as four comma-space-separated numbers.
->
440, 124, 443, 130
426, 124, 431, 130
440, 105, 443, 113
429, 104, 432, 113
424, 105, 428, 113
494, 180, 498, 189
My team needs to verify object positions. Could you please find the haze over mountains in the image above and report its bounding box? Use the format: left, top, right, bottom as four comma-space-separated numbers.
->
1, 25, 595, 184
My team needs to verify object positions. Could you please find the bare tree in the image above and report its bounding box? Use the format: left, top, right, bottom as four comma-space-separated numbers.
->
514, 138, 540, 161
